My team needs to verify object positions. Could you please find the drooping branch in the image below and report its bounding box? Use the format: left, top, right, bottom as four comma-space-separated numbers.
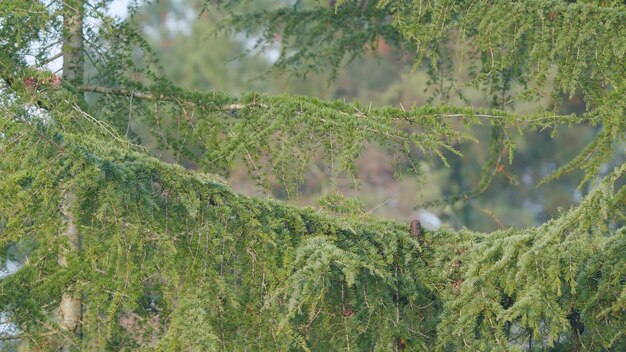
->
80, 85, 181, 102
77, 85, 594, 127
78, 85, 257, 111
2, 120, 624, 350
76, 83, 613, 193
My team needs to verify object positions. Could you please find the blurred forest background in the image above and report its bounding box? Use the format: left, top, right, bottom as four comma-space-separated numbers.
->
101, 0, 618, 233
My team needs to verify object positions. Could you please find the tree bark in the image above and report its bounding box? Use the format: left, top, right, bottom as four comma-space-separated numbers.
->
59, 1, 84, 350
58, 193, 82, 351
62, 0, 84, 87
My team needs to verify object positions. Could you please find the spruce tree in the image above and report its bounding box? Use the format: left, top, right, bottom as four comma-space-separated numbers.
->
0, 0, 624, 351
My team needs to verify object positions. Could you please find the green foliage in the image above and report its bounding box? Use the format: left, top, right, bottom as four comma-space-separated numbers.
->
0, 0, 625, 351
1, 94, 623, 349
215, 0, 625, 188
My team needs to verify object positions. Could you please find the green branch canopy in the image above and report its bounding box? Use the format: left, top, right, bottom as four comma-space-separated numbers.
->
0, 0, 624, 350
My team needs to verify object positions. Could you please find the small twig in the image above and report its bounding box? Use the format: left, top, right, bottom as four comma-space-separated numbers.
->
79, 85, 268, 111
367, 199, 392, 214
35, 52, 63, 68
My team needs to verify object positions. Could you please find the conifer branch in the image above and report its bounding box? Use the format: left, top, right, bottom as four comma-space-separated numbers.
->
35, 52, 63, 68
2, 0, 625, 350
78, 85, 265, 111
78, 85, 591, 126
79, 85, 185, 102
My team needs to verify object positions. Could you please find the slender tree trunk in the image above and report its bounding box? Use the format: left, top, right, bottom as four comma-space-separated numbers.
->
59, 1, 84, 350
62, 0, 84, 86
58, 193, 82, 351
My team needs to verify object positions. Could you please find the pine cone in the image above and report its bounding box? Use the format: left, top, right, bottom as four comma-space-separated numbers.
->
410, 219, 423, 246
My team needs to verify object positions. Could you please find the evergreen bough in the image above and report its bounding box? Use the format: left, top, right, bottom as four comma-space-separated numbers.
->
0, 0, 624, 350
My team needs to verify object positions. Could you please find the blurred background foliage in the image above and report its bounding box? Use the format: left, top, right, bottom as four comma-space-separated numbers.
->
122, 0, 622, 232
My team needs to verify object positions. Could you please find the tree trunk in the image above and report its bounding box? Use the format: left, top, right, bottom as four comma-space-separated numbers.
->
59, 1, 84, 350
62, 0, 84, 87
58, 193, 82, 351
